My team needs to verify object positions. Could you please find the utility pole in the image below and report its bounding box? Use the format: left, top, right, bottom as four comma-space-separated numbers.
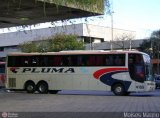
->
158, 43, 160, 74
110, 0, 114, 50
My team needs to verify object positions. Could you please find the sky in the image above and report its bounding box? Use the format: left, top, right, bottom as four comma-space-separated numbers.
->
94, 0, 160, 39
0, 0, 160, 39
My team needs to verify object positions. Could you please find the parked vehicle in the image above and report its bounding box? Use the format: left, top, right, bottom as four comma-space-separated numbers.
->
0, 62, 5, 88
155, 75, 160, 89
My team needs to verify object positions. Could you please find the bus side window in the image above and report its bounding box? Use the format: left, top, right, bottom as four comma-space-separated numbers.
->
105, 56, 110, 66
24, 58, 30, 66
31, 56, 39, 66
105, 55, 114, 66
40, 56, 48, 66
87, 56, 96, 66
114, 55, 125, 66
8, 56, 17, 67
71, 56, 77, 66
53, 56, 62, 66
62, 56, 72, 66
67, 56, 73, 66
77, 56, 84, 66
96, 56, 104, 66
115, 55, 121, 66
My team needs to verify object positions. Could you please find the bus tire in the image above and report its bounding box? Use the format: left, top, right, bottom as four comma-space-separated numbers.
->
124, 92, 130, 96
25, 81, 36, 93
49, 90, 59, 94
112, 83, 125, 96
37, 81, 48, 94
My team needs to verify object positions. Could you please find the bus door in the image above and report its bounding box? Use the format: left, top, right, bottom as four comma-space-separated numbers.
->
128, 54, 145, 91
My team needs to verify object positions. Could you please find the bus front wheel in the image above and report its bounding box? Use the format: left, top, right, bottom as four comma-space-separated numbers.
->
37, 82, 48, 94
112, 84, 125, 96
25, 81, 36, 93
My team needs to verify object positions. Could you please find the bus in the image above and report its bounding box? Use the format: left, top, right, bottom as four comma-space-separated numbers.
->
0, 62, 6, 88
6, 50, 155, 95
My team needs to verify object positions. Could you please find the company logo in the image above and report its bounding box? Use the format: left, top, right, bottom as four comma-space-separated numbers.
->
2, 112, 8, 118
1, 112, 18, 118
10, 67, 75, 74
10, 67, 19, 73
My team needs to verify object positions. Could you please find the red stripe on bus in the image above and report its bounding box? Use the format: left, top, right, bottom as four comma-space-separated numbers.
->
93, 68, 128, 79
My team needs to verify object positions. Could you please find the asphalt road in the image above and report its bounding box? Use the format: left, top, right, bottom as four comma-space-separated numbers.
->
0, 89, 160, 118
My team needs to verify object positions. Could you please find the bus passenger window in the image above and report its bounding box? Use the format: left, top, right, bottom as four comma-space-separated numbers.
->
67, 56, 73, 66
77, 56, 84, 66
96, 56, 103, 66
40, 57, 48, 66
53, 56, 62, 66
31, 57, 39, 66
22, 57, 31, 67
105, 57, 110, 66
62, 56, 73, 66
87, 56, 96, 66
115, 56, 121, 66
105, 55, 114, 66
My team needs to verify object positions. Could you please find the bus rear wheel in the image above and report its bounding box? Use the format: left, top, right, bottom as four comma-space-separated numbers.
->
49, 90, 59, 94
37, 82, 48, 94
25, 81, 36, 93
112, 84, 125, 96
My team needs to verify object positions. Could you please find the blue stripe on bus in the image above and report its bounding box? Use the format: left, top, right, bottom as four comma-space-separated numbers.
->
100, 71, 131, 91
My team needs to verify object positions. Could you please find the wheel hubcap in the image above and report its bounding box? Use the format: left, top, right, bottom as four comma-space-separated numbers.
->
116, 87, 122, 93
39, 85, 46, 92
27, 85, 33, 91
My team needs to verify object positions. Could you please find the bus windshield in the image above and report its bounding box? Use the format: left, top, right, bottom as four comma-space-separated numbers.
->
143, 55, 154, 81
128, 53, 154, 83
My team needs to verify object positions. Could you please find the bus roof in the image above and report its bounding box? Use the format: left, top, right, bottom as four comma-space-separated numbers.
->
7, 50, 147, 56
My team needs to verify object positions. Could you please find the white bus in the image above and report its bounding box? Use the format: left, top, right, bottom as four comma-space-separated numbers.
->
6, 50, 155, 95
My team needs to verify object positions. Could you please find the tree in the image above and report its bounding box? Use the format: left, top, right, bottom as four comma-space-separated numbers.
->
19, 42, 38, 53
113, 33, 134, 50
48, 34, 84, 52
139, 39, 151, 53
140, 29, 160, 58
19, 34, 85, 53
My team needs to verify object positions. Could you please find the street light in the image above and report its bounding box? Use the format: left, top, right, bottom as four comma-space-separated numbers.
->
110, 0, 114, 50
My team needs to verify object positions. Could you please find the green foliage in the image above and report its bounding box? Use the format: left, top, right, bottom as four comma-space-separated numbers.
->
36, 41, 50, 53
140, 29, 160, 58
19, 42, 37, 53
48, 34, 84, 52
19, 34, 85, 53
49, 0, 104, 14
139, 40, 151, 53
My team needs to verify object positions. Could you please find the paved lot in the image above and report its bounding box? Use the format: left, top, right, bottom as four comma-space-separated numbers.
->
0, 89, 160, 113
0, 89, 160, 118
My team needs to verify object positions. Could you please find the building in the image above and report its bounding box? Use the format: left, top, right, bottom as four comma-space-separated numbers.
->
0, 23, 136, 60
0, 0, 104, 28
85, 39, 144, 50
